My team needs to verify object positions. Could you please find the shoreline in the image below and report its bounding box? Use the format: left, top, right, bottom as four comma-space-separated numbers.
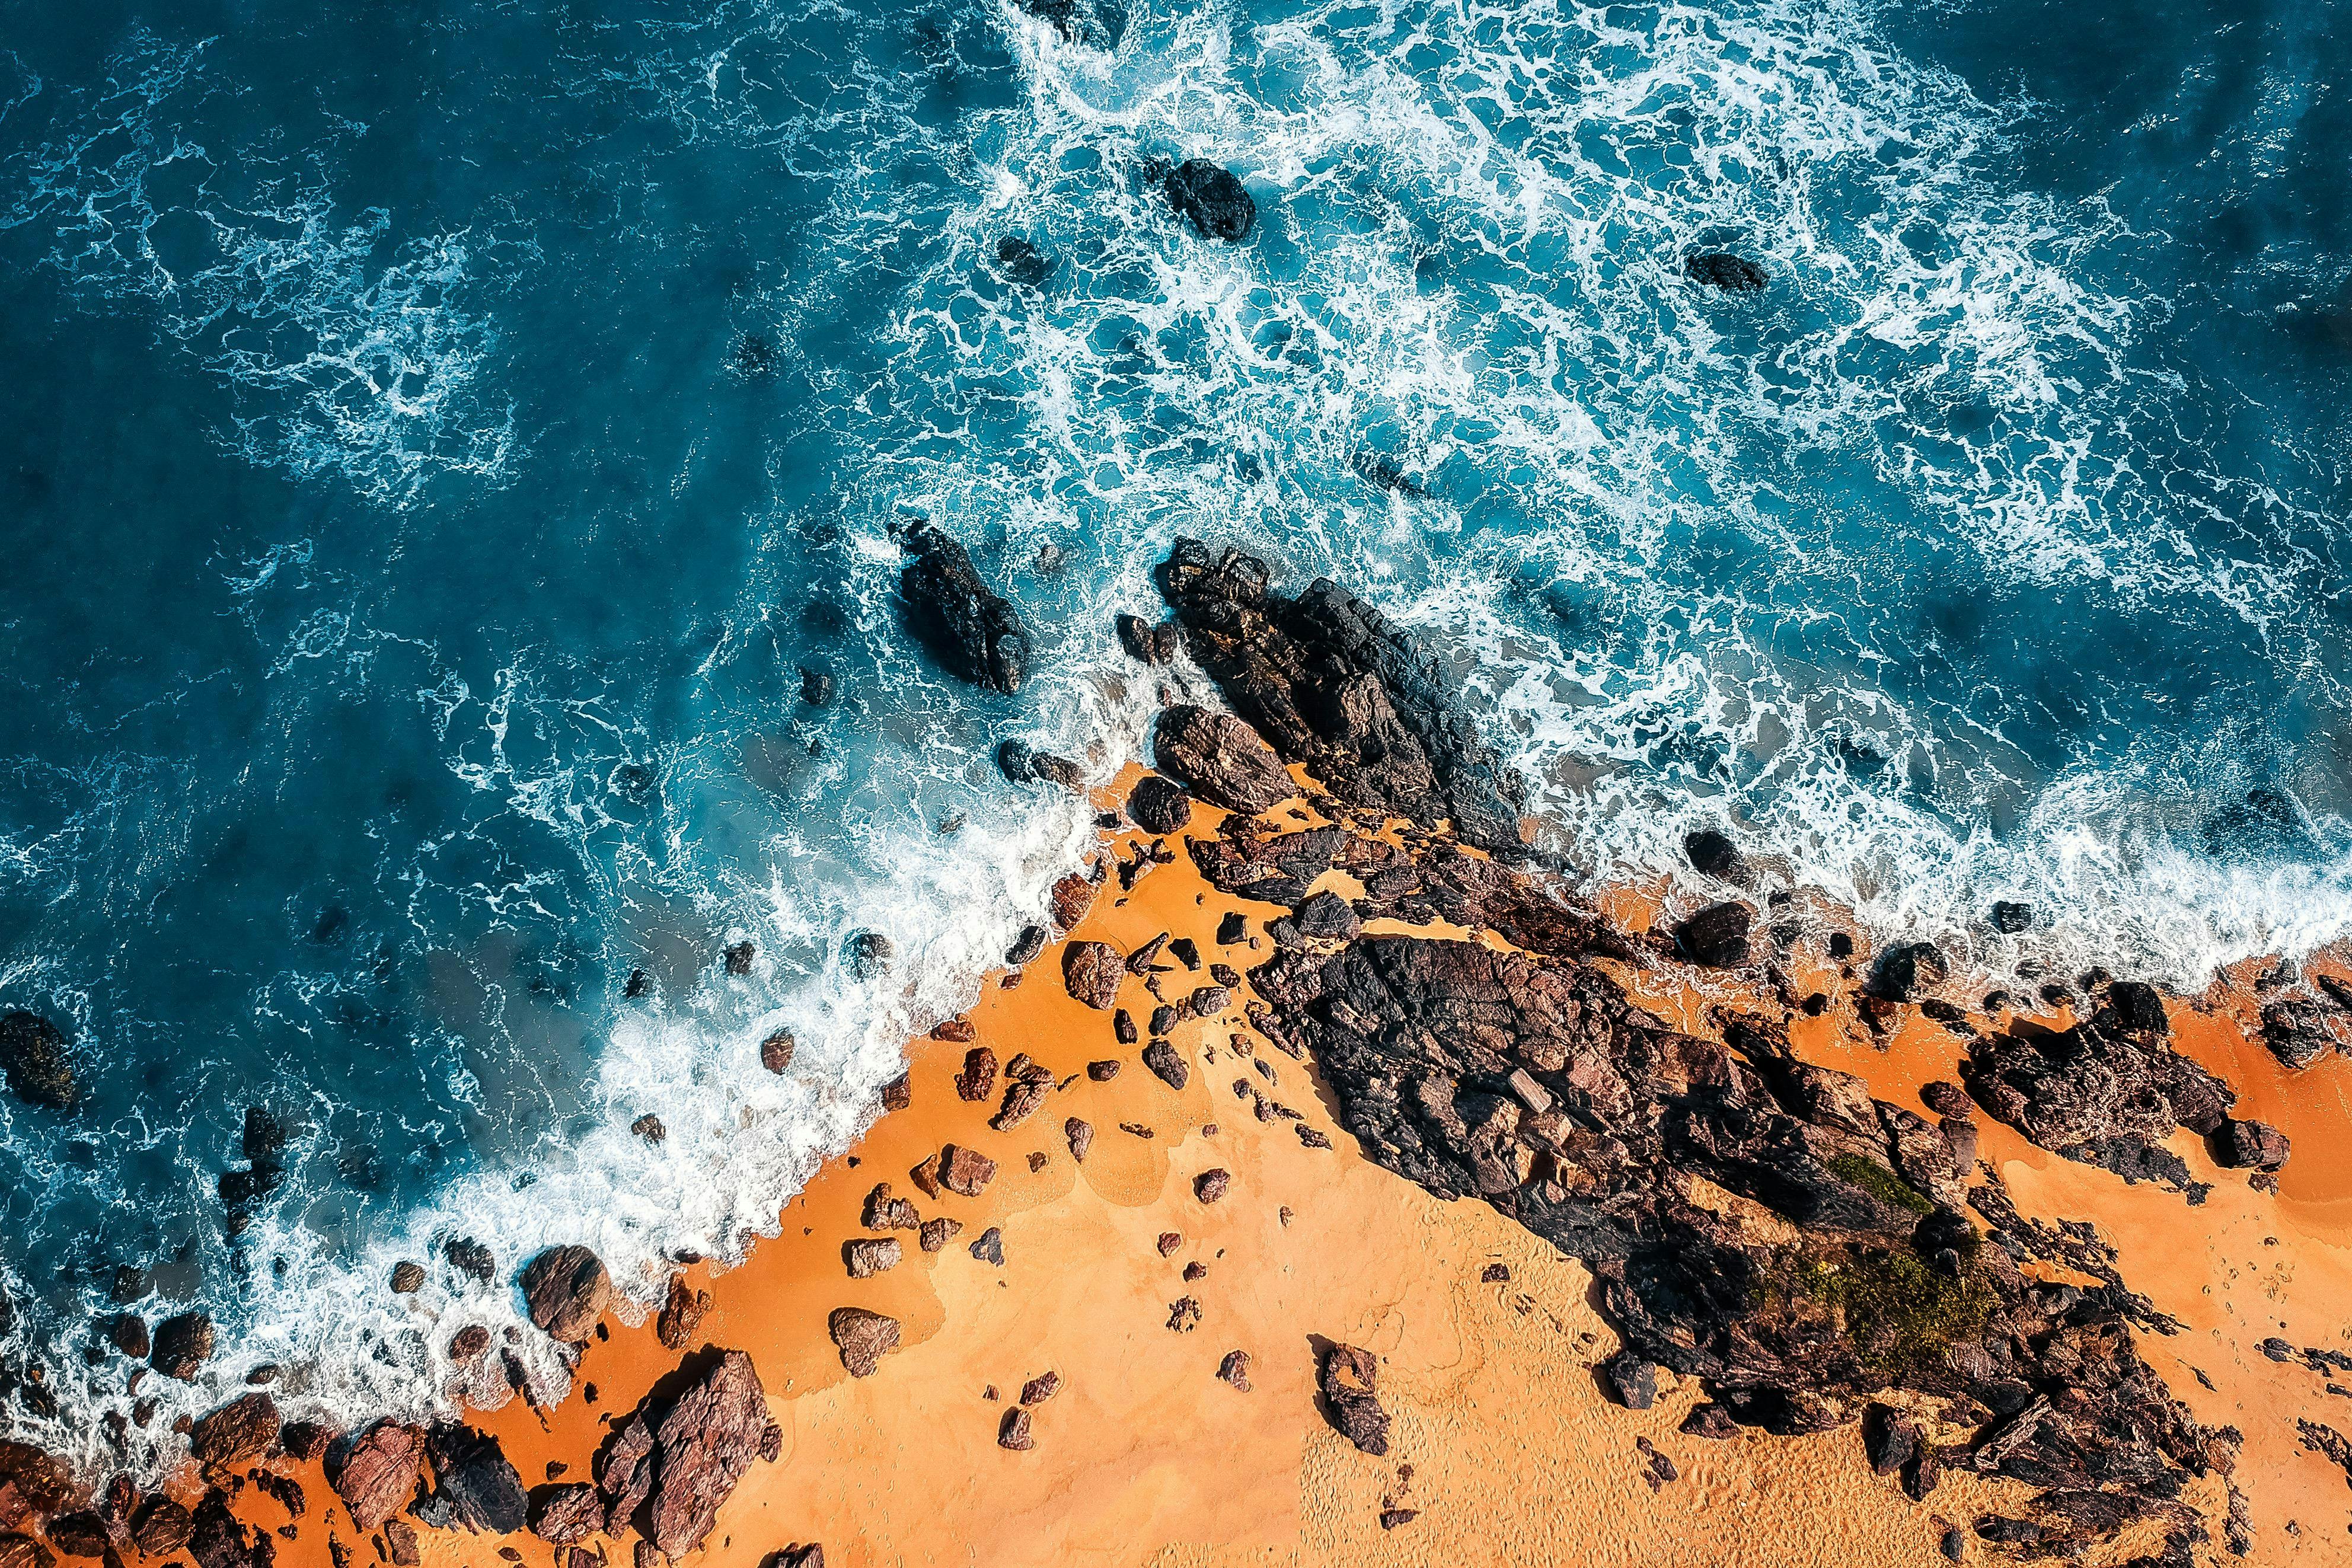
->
8, 541, 2352, 1567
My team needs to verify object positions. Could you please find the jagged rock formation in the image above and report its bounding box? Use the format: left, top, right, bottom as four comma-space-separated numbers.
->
896, 520, 1030, 695
1155, 539, 1527, 854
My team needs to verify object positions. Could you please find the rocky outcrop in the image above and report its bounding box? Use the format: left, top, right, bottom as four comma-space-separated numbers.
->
521, 1246, 612, 1344
420, 1423, 526, 1535
1126, 775, 1193, 837
1960, 991, 2242, 1195
1152, 705, 1293, 815
150, 1311, 215, 1381
327, 1421, 424, 1532
1156, 540, 1527, 853
1249, 830, 2230, 1564
0, 1013, 76, 1110
896, 521, 1029, 695
647, 1350, 769, 1556
1162, 161, 1256, 242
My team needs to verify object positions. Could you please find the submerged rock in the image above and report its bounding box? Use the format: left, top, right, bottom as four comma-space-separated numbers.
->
0, 1011, 76, 1110
1162, 160, 1256, 242
1683, 829, 1751, 885
1683, 251, 1767, 292
896, 520, 1030, 694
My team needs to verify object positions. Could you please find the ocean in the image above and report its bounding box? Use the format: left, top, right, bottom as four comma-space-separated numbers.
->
1, 0, 2347, 1468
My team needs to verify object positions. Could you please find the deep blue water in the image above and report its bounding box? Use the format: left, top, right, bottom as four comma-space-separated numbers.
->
1, 0, 2348, 1462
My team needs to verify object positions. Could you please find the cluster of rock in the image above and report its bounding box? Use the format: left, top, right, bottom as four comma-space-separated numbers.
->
1148, 540, 2240, 1565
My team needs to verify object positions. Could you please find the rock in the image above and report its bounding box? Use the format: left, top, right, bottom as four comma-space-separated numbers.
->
1155, 541, 1527, 854
633, 1113, 666, 1142
882, 1073, 911, 1112
150, 1311, 215, 1380
2210, 1118, 2290, 1171
1030, 753, 1084, 791
1019, 1371, 1060, 1405
955, 1048, 999, 1103
1293, 891, 1361, 941
647, 1350, 769, 1557
0, 1537, 54, 1568
1087, 1058, 1121, 1082
1063, 941, 1126, 1010
1378, 1509, 1419, 1531
189, 1393, 278, 1468
844, 1238, 902, 1279
423, 1423, 528, 1535
1674, 902, 1751, 967
521, 1246, 612, 1344
327, 1421, 424, 1532
445, 1236, 496, 1283
1142, 1041, 1189, 1091
919, 1217, 962, 1253
990, 1078, 1048, 1131
848, 931, 894, 978
1161, 160, 1256, 242
1961, 1009, 2238, 1193
449, 1325, 491, 1362
2262, 998, 2338, 1069
969, 1228, 1005, 1266
389, 1261, 425, 1295
1166, 1296, 1201, 1332
799, 666, 835, 707
1599, 1353, 1655, 1410
1051, 873, 1097, 931
1873, 942, 1948, 1001
1318, 1344, 1390, 1456
0, 1012, 76, 1110
1681, 1403, 1741, 1439
1152, 706, 1293, 816
760, 1030, 797, 1074
1112, 1006, 1140, 1045
896, 520, 1029, 694
1216, 1351, 1252, 1391
1860, 1403, 1918, 1476
1989, 900, 2032, 934
996, 739, 1035, 783
1150, 1004, 1181, 1036
106, 1312, 149, 1360
657, 1278, 714, 1352
0, 1443, 73, 1530
2107, 981, 2168, 1037
1684, 829, 1750, 884
1116, 614, 1180, 665
997, 1408, 1034, 1452
528, 1484, 603, 1547
828, 1309, 902, 1377
861, 1182, 920, 1230
129, 1499, 192, 1556
723, 940, 755, 977
187, 1493, 263, 1568
1218, 912, 1247, 945
1193, 1168, 1231, 1204
1127, 776, 1194, 837
1065, 1118, 1094, 1163
1006, 924, 1048, 966
1683, 251, 1767, 291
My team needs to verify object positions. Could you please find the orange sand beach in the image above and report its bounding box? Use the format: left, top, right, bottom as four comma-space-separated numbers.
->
47, 767, 2352, 1568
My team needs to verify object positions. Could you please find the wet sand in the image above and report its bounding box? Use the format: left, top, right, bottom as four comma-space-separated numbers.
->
213, 778, 2352, 1568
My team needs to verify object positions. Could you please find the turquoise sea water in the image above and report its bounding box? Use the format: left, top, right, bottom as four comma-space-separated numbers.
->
2, 0, 2349, 1462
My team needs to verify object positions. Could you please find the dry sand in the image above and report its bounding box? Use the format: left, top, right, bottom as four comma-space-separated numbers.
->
219, 777, 2352, 1568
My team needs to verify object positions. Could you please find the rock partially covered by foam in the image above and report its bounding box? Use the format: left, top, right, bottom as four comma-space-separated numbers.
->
1162, 161, 1256, 242
896, 520, 1030, 695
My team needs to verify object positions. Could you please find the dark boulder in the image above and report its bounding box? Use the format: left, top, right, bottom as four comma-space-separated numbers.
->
995, 739, 1035, 783
445, 1237, 496, 1284
2106, 980, 2169, 1037
422, 1423, 528, 1535
0, 1442, 74, 1528
1293, 890, 1361, 941
1126, 776, 1193, 837
1142, 1042, 1189, 1091
896, 520, 1030, 694
1062, 941, 1126, 1011
761, 1029, 797, 1075
150, 1311, 216, 1381
647, 1350, 769, 1556
0, 1012, 76, 1110
1674, 902, 1751, 968
1006, 924, 1048, 966
658, 1277, 714, 1352
1317, 1343, 1390, 1455
1153, 705, 1293, 815
1989, 900, 2032, 934
2210, 1119, 2290, 1171
1872, 941, 1948, 1001
521, 1246, 612, 1345
1683, 829, 1750, 884
187, 1493, 263, 1568
1683, 251, 1767, 292
2261, 998, 2338, 1069
189, 1393, 279, 1468
129, 1499, 193, 1556
528, 1484, 603, 1547
1116, 614, 1179, 665
1162, 160, 1256, 242
1600, 1353, 1656, 1410
992, 234, 1052, 289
